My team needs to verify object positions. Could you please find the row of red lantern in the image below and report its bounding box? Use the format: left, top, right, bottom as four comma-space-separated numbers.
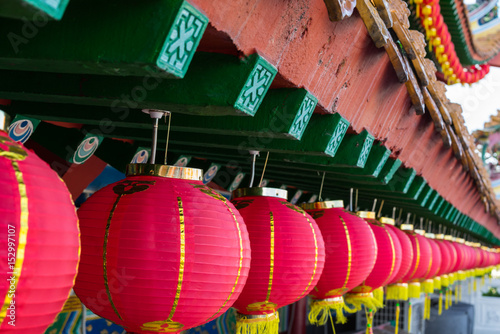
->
2, 134, 500, 334
413, 0, 490, 84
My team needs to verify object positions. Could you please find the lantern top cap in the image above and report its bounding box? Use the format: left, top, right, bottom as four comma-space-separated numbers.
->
356, 211, 376, 219
126, 164, 203, 181
401, 224, 414, 231
232, 187, 288, 200
301, 200, 344, 210
415, 229, 426, 235
456, 238, 465, 244
425, 233, 435, 239
379, 217, 395, 225
444, 235, 453, 241
436, 234, 445, 239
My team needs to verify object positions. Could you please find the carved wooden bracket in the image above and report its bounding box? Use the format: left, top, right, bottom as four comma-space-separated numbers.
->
323, 0, 357, 21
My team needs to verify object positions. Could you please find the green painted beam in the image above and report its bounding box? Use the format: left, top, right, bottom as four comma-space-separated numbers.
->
0, 0, 69, 20
354, 166, 417, 194
323, 142, 391, 178
0, 52, 277, 116
0, 0, 208, 77
417, 186, 434, 207
96, 113, 349, 157
7, 88, 318, 140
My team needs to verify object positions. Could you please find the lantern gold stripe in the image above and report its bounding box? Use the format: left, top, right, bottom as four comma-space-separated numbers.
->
409, 236, 421, 279
103, 194, 124, 321
266, 212, 275, 302
381, 226, 397, 287
424, 242, 433, 278
205, 201, 244, 321
167, 197, 186, 321
0, 161, 29, 326
340, 216, 353, 291
297, 213, 319, 300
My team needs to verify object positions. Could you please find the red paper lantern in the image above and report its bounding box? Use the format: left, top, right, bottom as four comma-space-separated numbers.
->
75, 164, 251, 333
345, 212, 402, 312
400, 226, 432, 298
0, 130, 80, 333
434, 235, 454, 285
420, 235, 442, 294
384, 218, 414, 301
303, 201, 377, 325
231, 188, 325, 333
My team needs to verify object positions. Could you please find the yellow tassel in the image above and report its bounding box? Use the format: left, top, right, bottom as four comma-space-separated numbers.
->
309, 297, 350, 326
481, 275, 485, 288
459, 285, 462, 301
408, 282, 421, 299
395, 303, 400, 334
455, 286, 458, 304
408, 302, 412, 333
445, 289, 450, 310
344, 292, 384, 313
434, 277, 441, 291
438, 292, 443, 315
473, 279, 477, 292
423, 295, 428, 321
386, 283, 408, 301
449, 273, 455, 285
441, 275, 449, 287
422, 279, 434, 294
236, 312, 279, 334
458, 271, 466, 281
373, 287, 384, 305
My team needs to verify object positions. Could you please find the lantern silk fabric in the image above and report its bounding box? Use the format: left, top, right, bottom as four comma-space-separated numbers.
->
304, 204, 377, 325
0, 130, 80, 333
75, 167, 251, 334
231, 189, 325, 320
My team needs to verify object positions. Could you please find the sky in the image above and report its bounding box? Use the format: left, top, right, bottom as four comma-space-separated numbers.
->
445, 66, 500, 132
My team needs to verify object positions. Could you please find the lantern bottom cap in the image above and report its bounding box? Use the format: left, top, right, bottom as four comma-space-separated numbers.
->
236, 311, 279, 334
386, 283, 409, 301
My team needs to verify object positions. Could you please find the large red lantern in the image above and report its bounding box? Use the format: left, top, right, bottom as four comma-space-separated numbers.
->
75, 164, 251, 333
303, 201, 377, 325
400, 226, 432, 298
421, 234, 442, 293
384, 218, 414, 301
0, 130, 80, 333
231, 188, 325, 333
345, 212, 402, 312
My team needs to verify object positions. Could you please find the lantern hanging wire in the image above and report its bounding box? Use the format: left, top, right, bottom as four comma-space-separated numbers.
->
164, 111, 172, 165
318, 171, 326, 201
258, 151, 270, 187
350, 188, 354, 211
248, 150, 259, 187
377, 200, 384, 219
371, 198, 377, 213
142, 109, 170, 164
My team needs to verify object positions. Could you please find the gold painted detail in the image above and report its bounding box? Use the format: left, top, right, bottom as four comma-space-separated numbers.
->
246, 301, 278, 312
0, 135, 28, 161
279, 201, 306, 214
409, 235, 421, 279
141, 197, 186, 332
401, 224, 414, 231
356, 211, 376, 219
266, 212, 275, 302
204, 190, 245, 322
126, 164, 202, 180
310, 296, 344, 305
297, 211, 319, 300
381, 226, 397, 286
340, 216, 353, 292
103, 180, 156, 321
0, 161, 28, 326
301, 200, 344, 210
191, 183, 227, 202
326, 288, 349, 297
